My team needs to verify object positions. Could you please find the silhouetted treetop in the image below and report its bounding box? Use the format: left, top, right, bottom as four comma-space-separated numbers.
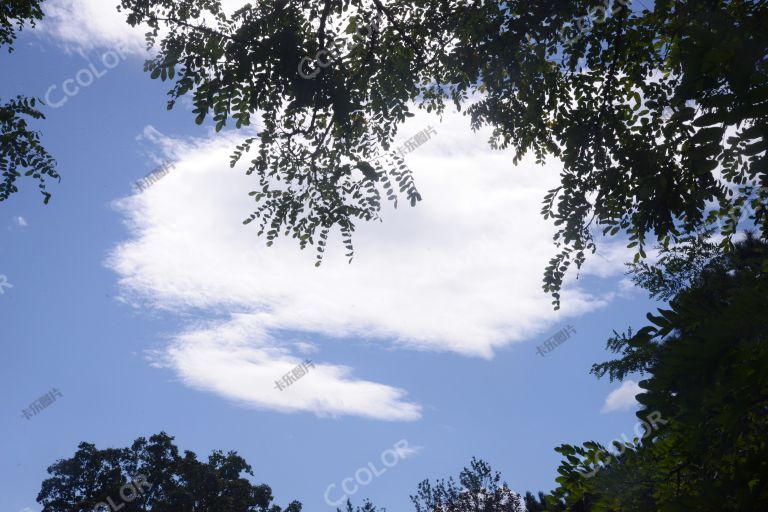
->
37, 432, 303, 512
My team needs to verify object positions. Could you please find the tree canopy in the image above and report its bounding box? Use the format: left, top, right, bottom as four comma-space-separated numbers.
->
0, 0, 59, 204
411, 458, 527, 512
117, 0, 768, 305
542, 233, 768, 511
37, 432, 302, 512
0, 0, 44, 49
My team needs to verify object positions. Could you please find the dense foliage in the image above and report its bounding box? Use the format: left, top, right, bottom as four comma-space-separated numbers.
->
0, 0, 44, 49
0, 95, 58, 204
540, 234, 768, 511
0, 0, 59, 204
37, 432, 302, 512
411, 458, 527, 512
118, 0, 768, 305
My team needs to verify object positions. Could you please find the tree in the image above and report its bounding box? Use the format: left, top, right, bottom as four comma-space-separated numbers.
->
329, 237, 768, 512
1, 0, 59, 204
522, 491, 552, 512
36, 432, 303, 512
0, 0, 44, 48
410, 458, 527, 512
548, 233, 768, 511
117, 0, 768, 305
335, 499, 385, 512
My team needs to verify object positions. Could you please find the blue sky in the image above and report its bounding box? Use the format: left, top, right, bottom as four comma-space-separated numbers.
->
1, 2, 659, 511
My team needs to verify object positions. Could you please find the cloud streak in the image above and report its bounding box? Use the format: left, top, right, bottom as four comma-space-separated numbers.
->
150, 315, 422, 421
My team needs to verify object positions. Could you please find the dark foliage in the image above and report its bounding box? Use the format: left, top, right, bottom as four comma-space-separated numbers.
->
37, 432, 303, 512
118, 0, 768, 305
1, 0, 59, 204
549, 234, 768, 510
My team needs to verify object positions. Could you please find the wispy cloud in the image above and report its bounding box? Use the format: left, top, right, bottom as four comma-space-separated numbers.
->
149, 315, 421, 421
39, 0, 147, 52
294, 341, 320, 355
601, 380, 643, 413
393, 441, 422, 459
14, 216, 28, 227
39, 0, 256, 53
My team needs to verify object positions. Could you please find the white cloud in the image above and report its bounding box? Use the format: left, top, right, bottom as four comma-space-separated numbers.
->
294, 341, 320, 355
39, 0, 146, 53
618, 277, 641, 297
149, 315, 421, 421
601, 380, 643, 413
582, 241, 634, 278
14, 216, 28, 227
39, 0, 255, 53
105, 108, 630, 421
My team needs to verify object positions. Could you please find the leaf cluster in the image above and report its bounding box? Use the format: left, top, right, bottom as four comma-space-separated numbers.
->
0, 95, 59, 204
37, 432, 302, 512
118, 0, 768, 305
0, 0, 58, 205
548, 234, 768, 511
0, 0, 44, 51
